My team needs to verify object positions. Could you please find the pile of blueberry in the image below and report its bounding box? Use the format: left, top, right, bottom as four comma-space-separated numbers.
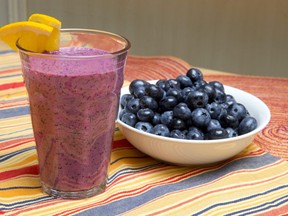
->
119, 68, 257, 140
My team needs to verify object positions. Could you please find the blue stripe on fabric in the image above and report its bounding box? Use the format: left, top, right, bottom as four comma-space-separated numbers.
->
0, 196, 54, 211
0, 106, 30, 118
225, 191, 288, 216
0, 186, 41, 191
0, 146, 35, 162
75, 153, 281, 216
193, 185, 288, 216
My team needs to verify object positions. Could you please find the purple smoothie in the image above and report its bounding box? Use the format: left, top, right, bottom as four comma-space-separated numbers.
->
22, 47, 124, 192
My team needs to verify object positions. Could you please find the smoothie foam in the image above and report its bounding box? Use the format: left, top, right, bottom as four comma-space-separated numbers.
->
22, 47, 124, 191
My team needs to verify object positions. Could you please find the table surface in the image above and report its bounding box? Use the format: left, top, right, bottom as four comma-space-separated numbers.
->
0, 47, 288, 216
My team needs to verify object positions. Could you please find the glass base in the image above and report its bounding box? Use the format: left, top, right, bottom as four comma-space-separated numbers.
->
42, 181, 106, 199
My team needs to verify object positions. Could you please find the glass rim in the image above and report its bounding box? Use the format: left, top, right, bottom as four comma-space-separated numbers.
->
16, 28, 131, 59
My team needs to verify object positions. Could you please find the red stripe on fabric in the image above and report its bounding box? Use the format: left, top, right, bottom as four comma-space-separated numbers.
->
256, 203, 288, 216
0, 165, 39, 181
0, 82, 24, 90
0, 137, 34, 150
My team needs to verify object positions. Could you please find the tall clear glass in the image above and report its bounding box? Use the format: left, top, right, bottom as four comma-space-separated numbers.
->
17, 29, 130, 199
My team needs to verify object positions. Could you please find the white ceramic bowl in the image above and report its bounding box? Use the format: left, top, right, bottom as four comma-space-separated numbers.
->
117, 81, 270, 166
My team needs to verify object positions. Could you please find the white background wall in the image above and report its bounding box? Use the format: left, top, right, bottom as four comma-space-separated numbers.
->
1, 0, 288, 77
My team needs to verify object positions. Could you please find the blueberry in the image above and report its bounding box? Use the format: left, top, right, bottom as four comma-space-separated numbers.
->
222, 96, 236, 111
159, 96, 178, 111
173, 102, 191, 120
145, 84, 165, 100
120, 94, 135, 109
186, 68, 203, 82
120, 112, 137, 127
176, 75, 193, 88
185, 118, 194, 128
209, 81, 224, 92
186, 127, 204, 140
185, 90, 209, 109
219, 113, 239, 129
126, 98, 141, 114
238, 116, 258, 135
156, 79, 170, 91
193, 80, 207, 90
182, 87, 195, 100
137, 108, 154, 122
129, 79, 149, 94
227, 103, 247, 121
226, 94, 236, 106
166, 88, 183, 102
167, 79, 181, 89
206, 102, 222, 119
191, 108, 211, 128
213, 88, 226, 103
199, 84, 216, 102
119, 109, 128, 119
226, 127, 238, 138
152, 112, 161, 125
160, 111, 174, 126
139, 96, 158, 111
135, 122, 153, 133
170, 118, 186, 130
133, 87, 147, 98
207, 119, 222, 131
206, 128, 229, 140
170, 129, 186, 139
221, 102, 230, 110
151, 124, 170, 137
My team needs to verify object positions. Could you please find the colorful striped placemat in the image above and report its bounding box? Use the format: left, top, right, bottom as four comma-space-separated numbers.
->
1, 50, 288, 215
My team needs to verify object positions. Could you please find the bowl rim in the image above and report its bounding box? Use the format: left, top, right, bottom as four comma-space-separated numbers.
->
117, 81, 271, 145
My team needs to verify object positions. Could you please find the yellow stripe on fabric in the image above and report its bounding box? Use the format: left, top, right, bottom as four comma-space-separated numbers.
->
0, 187, 42, 200
0, 88, 27, 100
121, 159, 288, 216
0, 123, 32, 136
0, 154, 37, 172
0, 76, 23, 84
110, 148, 146, 161
0, 176, 40, 189
0, 115, 31, 128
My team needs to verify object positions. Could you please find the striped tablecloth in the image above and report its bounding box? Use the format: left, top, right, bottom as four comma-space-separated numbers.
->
0, 49, 288, 216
